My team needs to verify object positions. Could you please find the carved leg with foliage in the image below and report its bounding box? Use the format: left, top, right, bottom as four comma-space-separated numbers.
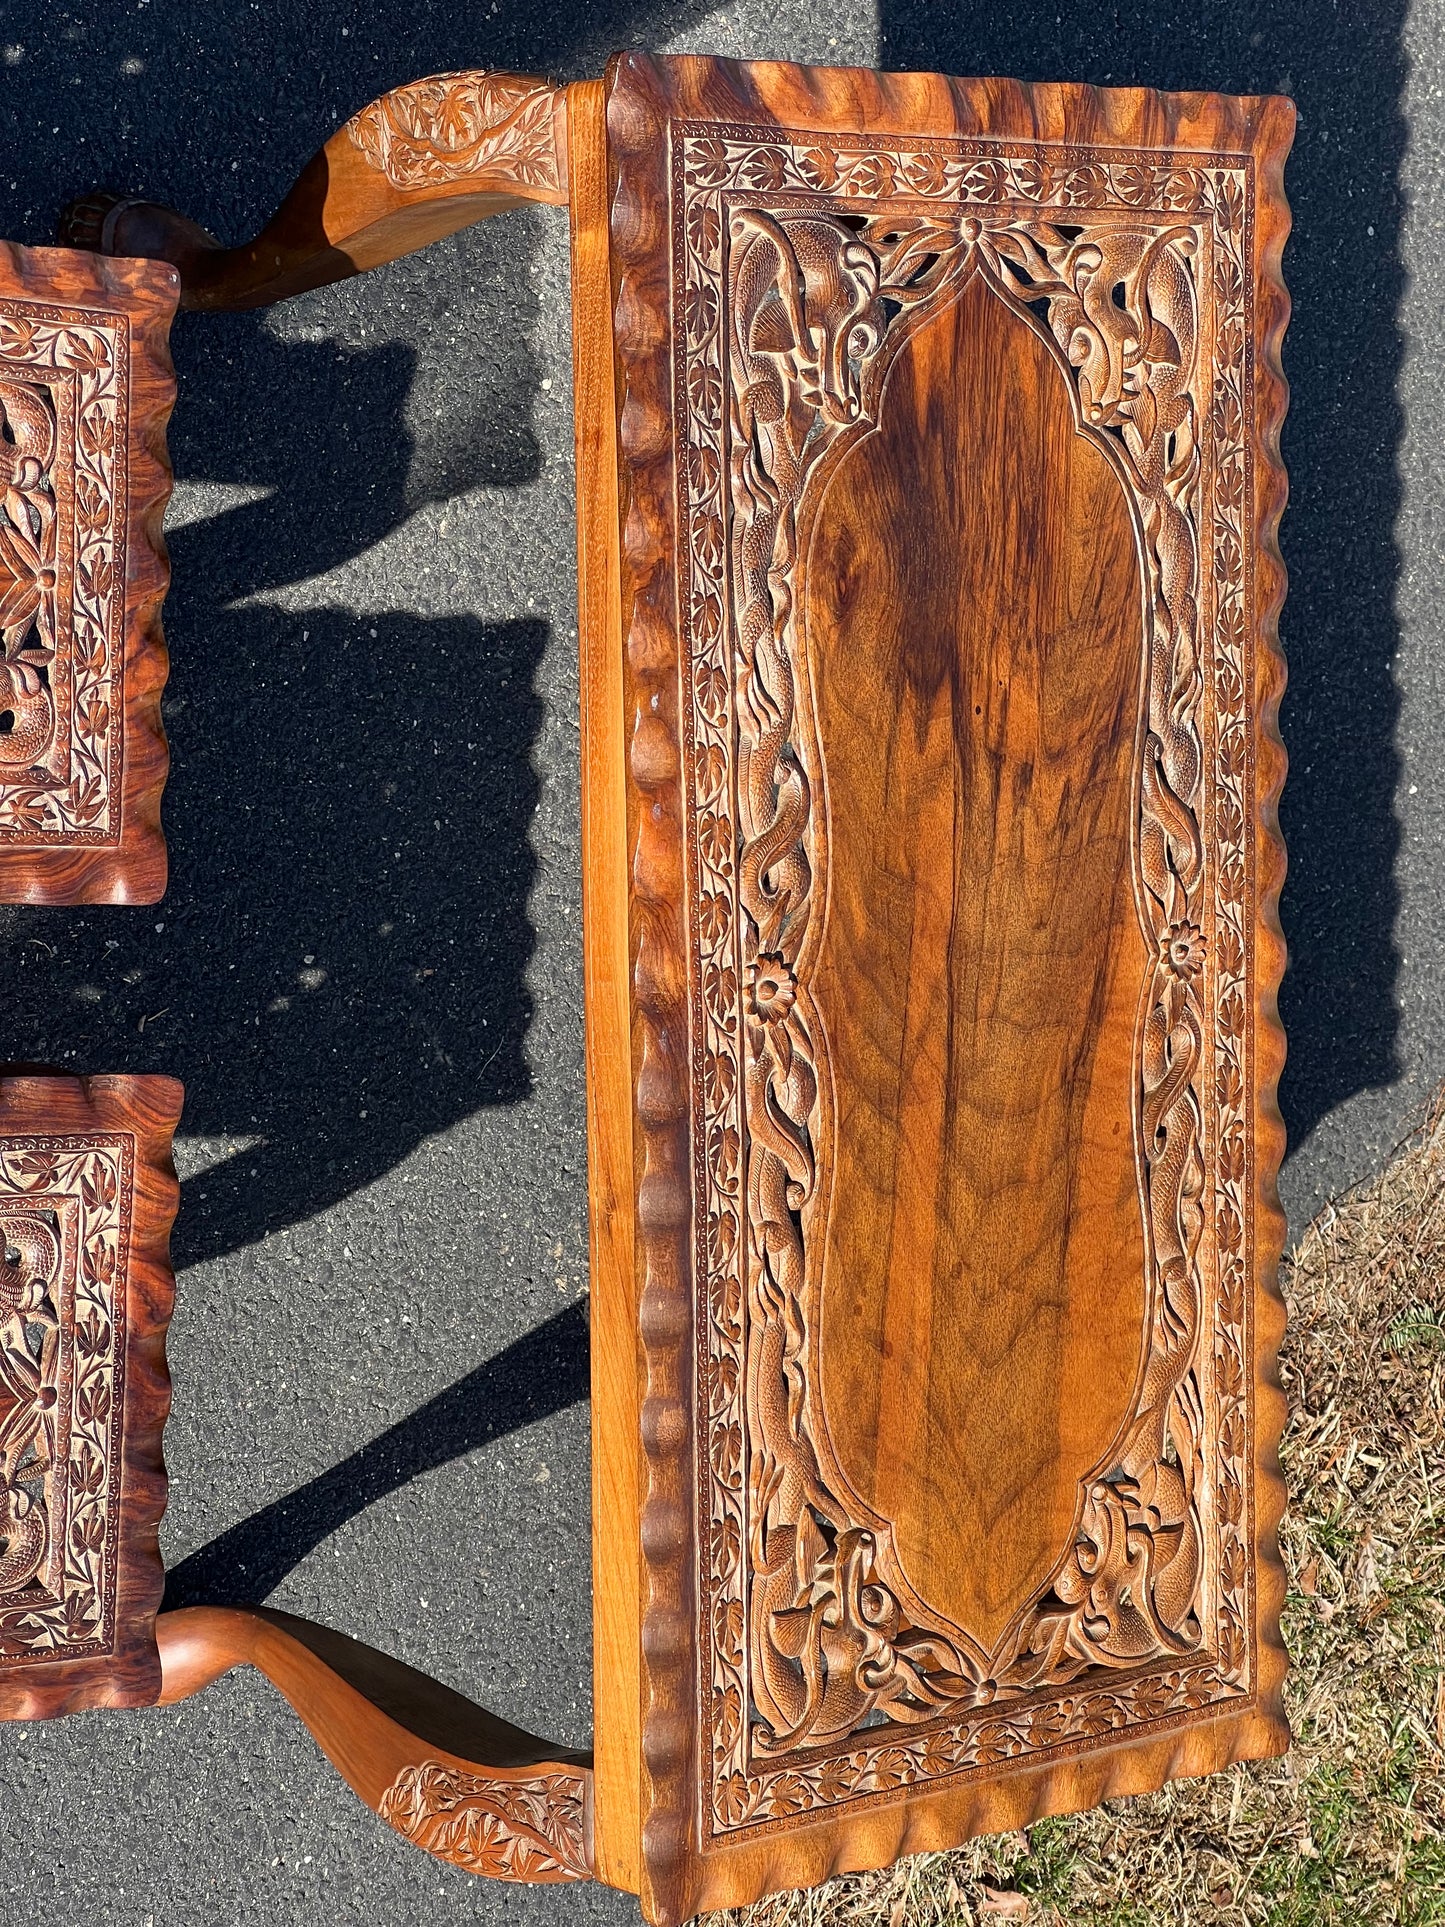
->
156, 1607, 593, 1883
59, 72, 568, 311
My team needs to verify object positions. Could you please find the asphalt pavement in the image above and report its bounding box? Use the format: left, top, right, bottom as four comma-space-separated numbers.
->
0, 1, 1438, 1922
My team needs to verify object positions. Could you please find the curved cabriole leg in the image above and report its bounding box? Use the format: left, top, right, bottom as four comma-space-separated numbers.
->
156, 1607, 593, 1882
59, 71, 568, 311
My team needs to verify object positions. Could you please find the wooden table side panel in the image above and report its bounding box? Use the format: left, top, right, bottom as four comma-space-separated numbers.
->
0, 1073, 181, 1718
0, 244, 175, 904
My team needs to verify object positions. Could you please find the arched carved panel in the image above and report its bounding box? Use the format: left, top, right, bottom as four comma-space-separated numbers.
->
807, 270, 1151, 1658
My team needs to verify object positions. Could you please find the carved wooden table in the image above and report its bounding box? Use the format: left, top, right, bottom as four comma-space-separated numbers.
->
40, 52, 1293, 1924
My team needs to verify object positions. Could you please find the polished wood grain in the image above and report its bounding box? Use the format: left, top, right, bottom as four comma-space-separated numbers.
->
0, 1073, 180, 1717
60, 73, 567, 312
808, 271, 1150, 1648
0, 245, 175, 903
608, 53, 1293, 1924
157, 1606, 593, 1881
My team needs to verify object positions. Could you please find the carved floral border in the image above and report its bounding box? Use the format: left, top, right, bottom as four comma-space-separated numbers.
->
0, 1135, 131, 1661
0, 302, 127, 844
379, 1759, 590, 1881
347, 72, 563, 195
671, 128, 1259, 1836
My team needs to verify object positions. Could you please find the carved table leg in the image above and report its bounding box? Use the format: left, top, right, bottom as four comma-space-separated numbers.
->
156, 1606, 593, 1882
59, 71, 569, 311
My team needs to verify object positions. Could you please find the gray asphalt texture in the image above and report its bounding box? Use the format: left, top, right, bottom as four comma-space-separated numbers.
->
0, 1, 1437, 1922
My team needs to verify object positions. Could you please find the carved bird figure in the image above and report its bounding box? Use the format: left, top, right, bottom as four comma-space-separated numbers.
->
0, 379, 56, 492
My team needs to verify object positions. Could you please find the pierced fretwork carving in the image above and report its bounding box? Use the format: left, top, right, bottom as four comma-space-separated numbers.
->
347, 72, 562, 194
0, 1211, 61, 1595
0, 246, 174, 903
0, 377, 60, 779
676, 131, 1259, 1830
0, 306, 127, 840
0, 1139, 129, 1659
379, 1759, 589, 1882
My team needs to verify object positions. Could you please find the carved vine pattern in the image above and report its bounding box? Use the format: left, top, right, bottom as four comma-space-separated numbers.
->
0, 304, 126, 841
675, 131, 1256, 1831
378, 1760, 589, 1882
347, 72, 561, 194
0, 1137, 129, 1661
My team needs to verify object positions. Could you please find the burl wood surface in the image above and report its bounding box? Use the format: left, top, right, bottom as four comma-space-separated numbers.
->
606, 54, 1292, 1924
0, 1074, 180, 1717
0, 245, 175, 903
810, 272, 1150, 1646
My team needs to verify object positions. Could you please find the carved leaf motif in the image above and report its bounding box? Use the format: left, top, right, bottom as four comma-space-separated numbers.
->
694, 658, 728, 718
960, 159, 1008, 201
686, 357, 724, 424
55, 330, 109, 373
686, 280, 720, 343
740, 147, 788, 191
0, 319, 38, 358
377, 1760, 588, 1882
693, 512, 725, 579
798, 149, 839, 191
346, 74, 561, 194
76, 403, 114, 461
901, 151, 947, 195
8, 1153, 56, 1189
845, 152, 895, 198
717, 1771, 753, 1825
766, 1772, 812, 1815
1011, 157, 1051, 200
0, 525, 46, 633
1114, 163, 1161, 206
687, 199, 723, 260
2, 795, 49, 832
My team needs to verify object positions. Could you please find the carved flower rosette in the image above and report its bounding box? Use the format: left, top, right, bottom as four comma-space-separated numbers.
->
0, 1135, 131, 1661
674, 126, 1259, 1836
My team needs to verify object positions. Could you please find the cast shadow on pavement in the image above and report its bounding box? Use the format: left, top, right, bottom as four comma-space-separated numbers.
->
163, 1298, 589, 1608
0, 0, 719, 1263
0, 0, 715, 1640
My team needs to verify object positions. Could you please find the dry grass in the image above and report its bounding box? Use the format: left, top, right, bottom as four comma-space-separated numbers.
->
708, 1095, 1445, 1927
